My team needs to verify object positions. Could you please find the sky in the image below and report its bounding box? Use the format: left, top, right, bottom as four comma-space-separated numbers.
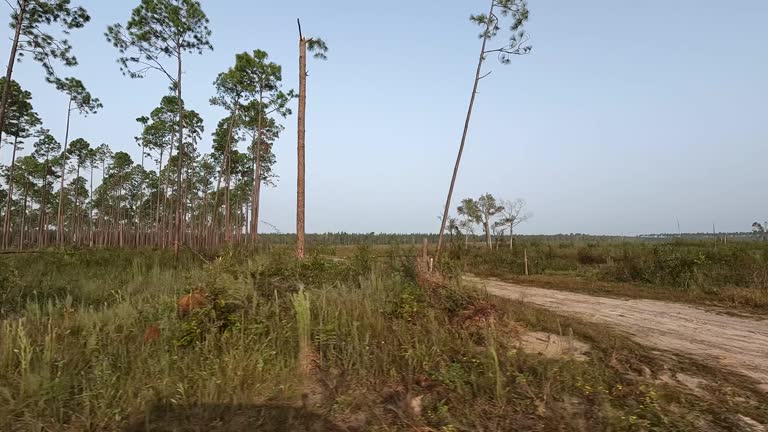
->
2, 0, 766, 235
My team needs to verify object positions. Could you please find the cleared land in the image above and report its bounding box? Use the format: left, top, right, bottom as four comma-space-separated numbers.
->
468, 275, 768, 391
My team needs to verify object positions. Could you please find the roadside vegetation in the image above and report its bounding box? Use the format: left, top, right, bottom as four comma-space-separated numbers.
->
452, 238, 768, 310
1, 248, 767, 431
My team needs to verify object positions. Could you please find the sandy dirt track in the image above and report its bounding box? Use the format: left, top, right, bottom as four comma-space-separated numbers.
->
466, 276, 768, 390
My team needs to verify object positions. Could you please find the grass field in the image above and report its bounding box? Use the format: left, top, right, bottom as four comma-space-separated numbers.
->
1, 245, 767, 431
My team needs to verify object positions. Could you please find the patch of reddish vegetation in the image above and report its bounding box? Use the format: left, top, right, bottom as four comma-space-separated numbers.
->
178, 291, 208, 317
414, 257, 447, 290
456, 301, 499, 328
143, 324, 161, 343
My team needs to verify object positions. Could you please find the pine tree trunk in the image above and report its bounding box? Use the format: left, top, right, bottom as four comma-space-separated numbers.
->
174, 46, 184, 258
253, 140, 262, 241
224, 105, 238, 244
155, 150, 163, 247
57, 97, 73, 245
2, 136, 20, 249
38, 158, 49, 247
89, 167, 94, 247
19, 182, 28, 250
137, 142, 144, 248
436, 0, 495, 259
202, 187, 209, 249
73, 162, 80, 246
251, 93, 264, 243
296, 36, 307, 259
162, 132, 174, 249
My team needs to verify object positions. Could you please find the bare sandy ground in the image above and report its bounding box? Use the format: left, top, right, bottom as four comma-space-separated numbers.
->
466, 275, 768, 390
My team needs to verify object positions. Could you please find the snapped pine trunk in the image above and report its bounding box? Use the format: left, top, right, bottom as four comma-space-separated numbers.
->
296, 36, 307, 259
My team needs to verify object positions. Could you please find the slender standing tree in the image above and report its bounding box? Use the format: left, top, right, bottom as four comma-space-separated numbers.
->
65, 137, 90, 244
296, 19, 327, 259
436, 0, 531, 259
93, 143, 112, 245
11, 155, 41, 248
106, 0, 213, 257
32, 132, 60, 245
0, 0, 90, 146
53, 78, 100, 244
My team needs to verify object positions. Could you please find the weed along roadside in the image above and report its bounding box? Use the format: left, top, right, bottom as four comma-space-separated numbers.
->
1, 248, 767, 431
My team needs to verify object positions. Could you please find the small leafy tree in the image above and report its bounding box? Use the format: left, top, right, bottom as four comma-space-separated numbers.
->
106, 0, 213, 256
457, 198, 482, 248
495, 198, 531, 248
437, 0, 531, 258
476, 193, 504, 248
753, 222, 767, 241
296, 19, 327, 259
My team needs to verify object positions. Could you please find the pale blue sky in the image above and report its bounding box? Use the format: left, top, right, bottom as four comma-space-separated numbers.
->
3, 0, 767, 234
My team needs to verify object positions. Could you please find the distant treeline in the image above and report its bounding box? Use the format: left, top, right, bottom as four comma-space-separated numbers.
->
254, 231, 760, 247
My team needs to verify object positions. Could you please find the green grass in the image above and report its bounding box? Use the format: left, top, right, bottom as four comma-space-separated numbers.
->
1, 249, 766, 431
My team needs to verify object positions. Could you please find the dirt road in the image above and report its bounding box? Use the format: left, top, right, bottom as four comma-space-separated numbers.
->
466, 276, 768, 390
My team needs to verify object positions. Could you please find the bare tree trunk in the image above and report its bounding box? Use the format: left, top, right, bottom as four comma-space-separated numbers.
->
2, 136, 20, 249
174, 46, 184, 258
19, 182, 28, 250
88, 166, 94, 247
250, 92, 266, 243
436, 0, 495, 260
137, 142, 144, 248
296, 34, 307, 259
118, 185, 123, 248
38, 158, 49, 247
202, 187, 209, 249
72, 162, 80, 246
211, 169, 223, 244
224, 105, 238, 244
162, 132, 174, 249
57, 97, 73, 245
252, 133, 262, 241
509, 224, 514, 249
0, 0, 26, 146
154, 149, 163, 246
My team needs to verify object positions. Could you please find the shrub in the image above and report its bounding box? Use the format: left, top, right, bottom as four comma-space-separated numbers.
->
577, 247, 607, 265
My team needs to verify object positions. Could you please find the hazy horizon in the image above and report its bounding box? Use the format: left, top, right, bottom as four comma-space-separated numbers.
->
1, 0, 766, 236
